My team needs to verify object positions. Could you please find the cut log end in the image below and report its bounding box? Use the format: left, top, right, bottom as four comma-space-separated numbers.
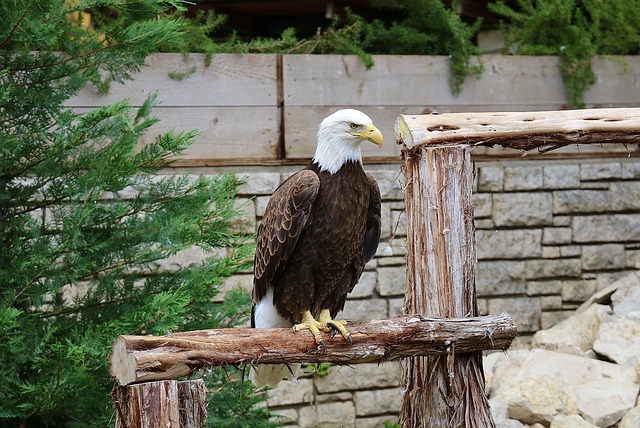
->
110, 335, 195, 385
394, 114, 414, 148
109, 336, 138, 386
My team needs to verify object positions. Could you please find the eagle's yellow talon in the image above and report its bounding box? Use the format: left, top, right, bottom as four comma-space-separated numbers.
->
293, 309, 354, 346
293, 311, 327, 346
319, 309, 353, 343
326, 320, 353, 342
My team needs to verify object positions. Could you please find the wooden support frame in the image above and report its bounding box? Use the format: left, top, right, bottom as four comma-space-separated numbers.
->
394, 106, 640, 428
399, 144, 491, 427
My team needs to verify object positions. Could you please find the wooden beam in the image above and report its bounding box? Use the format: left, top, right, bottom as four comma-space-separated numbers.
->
400, 145, 494, 427
109, 313, 516, 386
395, 108, 640, 153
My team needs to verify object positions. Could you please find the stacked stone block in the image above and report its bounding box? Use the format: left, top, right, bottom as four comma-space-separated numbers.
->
474, 159, 640, 333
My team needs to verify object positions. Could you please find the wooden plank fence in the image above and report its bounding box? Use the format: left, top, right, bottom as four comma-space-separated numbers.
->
68, 54, 281, 164
65, 54, 640, 166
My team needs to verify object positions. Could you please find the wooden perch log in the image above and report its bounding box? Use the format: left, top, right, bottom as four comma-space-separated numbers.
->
395, 107, 640, 153
109, 313, 516, 385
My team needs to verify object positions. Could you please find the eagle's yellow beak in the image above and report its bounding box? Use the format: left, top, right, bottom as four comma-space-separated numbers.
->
353, 123, 383, 148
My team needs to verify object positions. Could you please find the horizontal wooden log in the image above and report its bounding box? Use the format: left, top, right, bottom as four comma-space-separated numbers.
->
395, 108, 640, 153
109, 313, 516, 385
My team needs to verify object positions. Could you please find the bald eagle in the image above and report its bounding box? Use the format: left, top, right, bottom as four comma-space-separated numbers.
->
250, 109, 383, 387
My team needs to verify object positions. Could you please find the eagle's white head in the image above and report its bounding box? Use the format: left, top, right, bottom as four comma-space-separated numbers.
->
313, 109, 383, 174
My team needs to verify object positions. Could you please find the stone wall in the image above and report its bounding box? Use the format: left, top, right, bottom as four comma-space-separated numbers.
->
198, 154, 640, 428
474, 158, 640, 333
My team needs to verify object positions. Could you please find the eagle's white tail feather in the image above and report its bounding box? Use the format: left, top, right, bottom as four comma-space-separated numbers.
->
253, 287, 290, 329
249, 363, 301, 387
251, 287, 298, 387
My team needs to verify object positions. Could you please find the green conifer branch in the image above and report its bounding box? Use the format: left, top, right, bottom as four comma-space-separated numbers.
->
0, 1, 273, 425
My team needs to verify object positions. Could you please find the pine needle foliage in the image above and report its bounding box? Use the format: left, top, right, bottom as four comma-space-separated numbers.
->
0, 1, 274, 426
489, 0, 640, 107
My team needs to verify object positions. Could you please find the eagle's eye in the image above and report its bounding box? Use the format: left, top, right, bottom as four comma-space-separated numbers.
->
349, 122, 359, 129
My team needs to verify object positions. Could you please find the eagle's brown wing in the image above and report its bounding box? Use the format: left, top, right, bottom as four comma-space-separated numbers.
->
363, 172, 382, 263
252, 169, 320, 304
326, 171, 382, 317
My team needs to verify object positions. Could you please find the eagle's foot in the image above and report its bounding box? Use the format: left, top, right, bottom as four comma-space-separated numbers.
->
293, 310, 354, 349
319, 310, 353, 344
293, 311, 330, 350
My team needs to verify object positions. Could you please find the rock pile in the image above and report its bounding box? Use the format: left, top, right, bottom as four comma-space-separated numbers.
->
485, 270, 640, 428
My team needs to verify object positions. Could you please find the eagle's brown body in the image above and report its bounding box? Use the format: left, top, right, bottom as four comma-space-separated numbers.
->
249, 108, 383, 387
252, 161, 381, 324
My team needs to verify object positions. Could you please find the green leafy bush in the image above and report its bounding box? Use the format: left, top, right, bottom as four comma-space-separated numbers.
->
163, 0, 483, 95
490, 0, 640, 107
365, 0, 484, 94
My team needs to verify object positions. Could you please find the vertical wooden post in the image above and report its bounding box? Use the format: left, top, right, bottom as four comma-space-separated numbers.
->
400, 145, 494, 427
112, 380, 207, 428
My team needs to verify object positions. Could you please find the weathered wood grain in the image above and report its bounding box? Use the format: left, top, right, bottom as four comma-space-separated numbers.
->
65, 54, 640, 165
283, 55, 640, 108
285, 55, 539, 107
395, 108, 640, 154
139, 106, 280, 163
113, 380, 207, 428
109, 314, 516, 386
67, 53, 278, 107
72, 106, 281, 163
401, 145, 495, 428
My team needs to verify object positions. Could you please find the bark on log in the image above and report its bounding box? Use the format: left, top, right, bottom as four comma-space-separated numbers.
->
400, 145, 495, 428
109, 313, 516, 386
112, 379, 207, 428
395, 108, 640, 153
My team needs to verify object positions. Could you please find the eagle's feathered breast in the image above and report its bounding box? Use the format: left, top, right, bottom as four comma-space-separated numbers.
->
253, 161, 380, 323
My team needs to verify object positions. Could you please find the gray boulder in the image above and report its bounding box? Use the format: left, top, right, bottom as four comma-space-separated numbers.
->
550, 414, 599, 428
532, 304, 611, 357
489, 349, 638, 427
592, 314, 640, 368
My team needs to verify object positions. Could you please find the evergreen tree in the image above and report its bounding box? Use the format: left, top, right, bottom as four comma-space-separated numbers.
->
0, 1, 273, 426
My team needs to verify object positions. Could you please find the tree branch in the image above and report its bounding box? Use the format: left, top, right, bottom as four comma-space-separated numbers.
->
109, 313, 516, 385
